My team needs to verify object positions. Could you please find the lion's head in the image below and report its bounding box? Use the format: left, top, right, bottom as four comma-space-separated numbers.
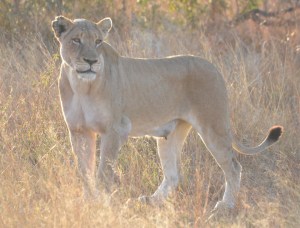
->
52, 16, 112, 81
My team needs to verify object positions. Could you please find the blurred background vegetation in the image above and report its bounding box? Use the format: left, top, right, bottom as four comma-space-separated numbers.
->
1, 0, 299, 43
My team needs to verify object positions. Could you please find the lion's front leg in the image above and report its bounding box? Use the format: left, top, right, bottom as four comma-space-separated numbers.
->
97, 130, 123, 191
69, 129, 97, 198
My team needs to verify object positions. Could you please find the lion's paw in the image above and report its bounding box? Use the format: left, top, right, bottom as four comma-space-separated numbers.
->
213, 200, 234, 212
138, 195, 152, 204
138, 195, 166, 206
206, 200, 235, 223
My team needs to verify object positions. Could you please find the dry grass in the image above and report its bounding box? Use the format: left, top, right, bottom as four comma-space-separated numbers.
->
0, 26, 299, 227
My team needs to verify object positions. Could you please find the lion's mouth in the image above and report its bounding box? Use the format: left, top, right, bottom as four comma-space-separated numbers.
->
76, 69, 97, 81
76, 69, 96, 74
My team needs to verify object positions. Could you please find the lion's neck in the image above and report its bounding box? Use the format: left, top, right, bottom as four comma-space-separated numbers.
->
100, 42, 119, 63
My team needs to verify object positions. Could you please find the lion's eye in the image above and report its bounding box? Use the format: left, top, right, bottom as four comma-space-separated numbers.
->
95, 39, 102, 47
72, 38, 81, 45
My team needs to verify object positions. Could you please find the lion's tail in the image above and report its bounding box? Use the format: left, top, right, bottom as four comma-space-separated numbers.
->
232, 126, 283, 155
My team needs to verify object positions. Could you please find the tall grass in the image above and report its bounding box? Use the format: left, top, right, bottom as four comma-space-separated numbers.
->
0, 26, 299, 227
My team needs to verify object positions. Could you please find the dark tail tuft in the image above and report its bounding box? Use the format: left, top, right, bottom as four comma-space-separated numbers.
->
267, 126, 283, 142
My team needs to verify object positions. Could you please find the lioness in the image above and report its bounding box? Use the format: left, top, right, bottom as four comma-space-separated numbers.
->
52, 16, 283, 213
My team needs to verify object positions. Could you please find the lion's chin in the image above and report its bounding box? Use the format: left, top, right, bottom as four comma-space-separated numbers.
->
77, 72, 97, 81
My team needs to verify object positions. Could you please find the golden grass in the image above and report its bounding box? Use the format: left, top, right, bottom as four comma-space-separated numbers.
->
0, 28, 299, 227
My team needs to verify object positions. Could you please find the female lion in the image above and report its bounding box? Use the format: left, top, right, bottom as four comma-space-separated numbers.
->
52, 16, 283, 216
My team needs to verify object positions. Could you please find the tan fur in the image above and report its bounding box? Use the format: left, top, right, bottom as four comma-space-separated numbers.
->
52, 16, 283, 212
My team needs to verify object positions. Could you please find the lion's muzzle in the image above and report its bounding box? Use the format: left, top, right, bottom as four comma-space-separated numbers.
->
74, 55, 104, 81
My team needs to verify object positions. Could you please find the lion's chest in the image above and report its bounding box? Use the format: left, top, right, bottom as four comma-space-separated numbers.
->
64, 95, 110, 133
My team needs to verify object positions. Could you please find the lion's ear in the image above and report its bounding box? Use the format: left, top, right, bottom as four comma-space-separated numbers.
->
52, 16, 73, 40
97, 17, 112, 38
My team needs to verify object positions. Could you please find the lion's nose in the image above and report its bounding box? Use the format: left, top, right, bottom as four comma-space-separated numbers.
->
83, 58, 98, 65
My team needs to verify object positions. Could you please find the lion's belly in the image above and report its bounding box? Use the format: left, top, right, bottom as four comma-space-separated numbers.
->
124, 92, 186, 137
129, 119, 179, 138
127, 101, 183, 138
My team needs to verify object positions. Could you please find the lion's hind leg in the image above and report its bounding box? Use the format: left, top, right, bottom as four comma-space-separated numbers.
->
195, 125, 242, 213
139, 120, 191, 205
